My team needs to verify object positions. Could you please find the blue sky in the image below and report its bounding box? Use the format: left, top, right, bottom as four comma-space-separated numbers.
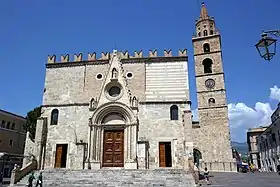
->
0, 0, 280, 142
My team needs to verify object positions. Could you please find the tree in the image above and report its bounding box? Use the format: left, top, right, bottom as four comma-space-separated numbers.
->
24, 106, 42, 140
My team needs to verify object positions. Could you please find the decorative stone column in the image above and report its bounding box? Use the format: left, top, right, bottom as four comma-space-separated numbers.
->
96, 126, 102, 162
89, 123, 102, 169
124, 122, 138, 169
87, 119, 92, 169
131, 123, 137, 161
126, 125, 131, 161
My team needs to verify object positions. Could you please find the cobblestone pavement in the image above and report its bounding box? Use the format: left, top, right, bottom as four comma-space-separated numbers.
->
200, 172, 280, 187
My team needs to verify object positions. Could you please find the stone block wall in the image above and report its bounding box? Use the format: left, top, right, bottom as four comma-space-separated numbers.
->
196, 74, 225, 92
43, 61, 147, 106
193, 35, 221, 55
22, 132, 36, 167
197, 90, 227, 108
42, 106, 89, 169
138, 103, 191, 169
122, 63, 146, 101
194, 53, 223, 76
192, 107, 232, 163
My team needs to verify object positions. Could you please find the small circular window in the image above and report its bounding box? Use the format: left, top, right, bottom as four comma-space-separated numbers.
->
126, 72, 133, 78
96, 74, 103, 80
108, 86, 121, 97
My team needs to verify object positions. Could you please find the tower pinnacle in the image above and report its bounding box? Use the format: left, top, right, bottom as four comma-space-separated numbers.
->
200, 2, 209, 20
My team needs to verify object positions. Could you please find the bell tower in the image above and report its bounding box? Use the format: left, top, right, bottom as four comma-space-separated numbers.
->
192, 2, 233, 166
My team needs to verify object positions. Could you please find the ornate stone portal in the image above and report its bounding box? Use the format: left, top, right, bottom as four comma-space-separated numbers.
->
87, 102, 138, 169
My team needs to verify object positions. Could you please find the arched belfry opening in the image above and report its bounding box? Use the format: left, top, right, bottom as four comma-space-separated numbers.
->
203, 30, 208, 36
203, 43, 210, 53
202, 58, 213, 74
208, 98, 215, 106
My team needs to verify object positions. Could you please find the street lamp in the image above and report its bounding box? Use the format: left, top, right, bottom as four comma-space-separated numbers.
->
255, 30, 280, 61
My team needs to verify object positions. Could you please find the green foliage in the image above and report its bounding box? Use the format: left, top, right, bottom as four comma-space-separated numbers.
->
241, 155, 249, 163
24, 106, 42, 140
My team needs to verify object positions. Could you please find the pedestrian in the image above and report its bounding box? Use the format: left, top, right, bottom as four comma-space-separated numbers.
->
193, 162, 200, 185
204, 167, 209, 184
35, 171, 43, 187
0, 171, 3, 183
27, 171, 35, 187
277, 165, 280, 175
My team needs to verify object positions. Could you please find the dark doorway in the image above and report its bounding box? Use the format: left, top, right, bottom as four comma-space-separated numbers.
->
159, 142, 172, 167
54, 144, 68, 168
193, 149, 202, 167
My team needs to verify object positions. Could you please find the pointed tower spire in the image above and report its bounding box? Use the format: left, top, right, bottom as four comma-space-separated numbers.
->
200, 2, 209, 20
194, 2, 218, 38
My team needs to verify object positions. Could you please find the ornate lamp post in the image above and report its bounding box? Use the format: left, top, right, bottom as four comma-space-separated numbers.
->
255, 30, 280, 61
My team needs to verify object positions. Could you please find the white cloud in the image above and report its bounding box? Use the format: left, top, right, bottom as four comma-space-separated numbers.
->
269, 85, 280, 101
228, 102, 273, 142
192, 85, 280, 142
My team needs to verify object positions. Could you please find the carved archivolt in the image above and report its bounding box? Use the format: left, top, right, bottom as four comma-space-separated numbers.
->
91, 102, 136, 125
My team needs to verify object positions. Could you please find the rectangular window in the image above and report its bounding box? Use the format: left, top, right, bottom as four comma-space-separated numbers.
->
9, 140, 13, 146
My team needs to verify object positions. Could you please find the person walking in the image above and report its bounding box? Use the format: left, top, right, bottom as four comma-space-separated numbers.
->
204, 167, 210, 184
35, 171, 43, 187
27, 171, 35, 187
277, 164, 280, 175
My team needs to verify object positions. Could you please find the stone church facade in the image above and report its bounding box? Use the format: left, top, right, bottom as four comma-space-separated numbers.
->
24, 3, 235, 172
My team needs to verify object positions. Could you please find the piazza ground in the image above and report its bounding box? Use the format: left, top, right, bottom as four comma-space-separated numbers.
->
200, 172, 280, 187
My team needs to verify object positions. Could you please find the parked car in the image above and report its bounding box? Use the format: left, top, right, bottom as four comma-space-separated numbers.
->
237, 162, 249, 173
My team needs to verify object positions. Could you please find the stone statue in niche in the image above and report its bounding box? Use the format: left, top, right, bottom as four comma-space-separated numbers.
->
112, 68, 118, 79
132, 96, 138, 107
90, 98, 97, 109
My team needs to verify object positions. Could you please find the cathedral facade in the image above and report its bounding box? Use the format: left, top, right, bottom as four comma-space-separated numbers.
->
24, 3, 235, 171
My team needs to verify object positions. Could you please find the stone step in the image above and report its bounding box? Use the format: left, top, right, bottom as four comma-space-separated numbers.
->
14, 169, 195, 187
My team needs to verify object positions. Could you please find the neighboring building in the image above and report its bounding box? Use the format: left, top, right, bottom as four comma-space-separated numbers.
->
0, 109, 26, 182
23, 3, 235, 172
247, 126, 267, 169
257, 103, 280, 172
